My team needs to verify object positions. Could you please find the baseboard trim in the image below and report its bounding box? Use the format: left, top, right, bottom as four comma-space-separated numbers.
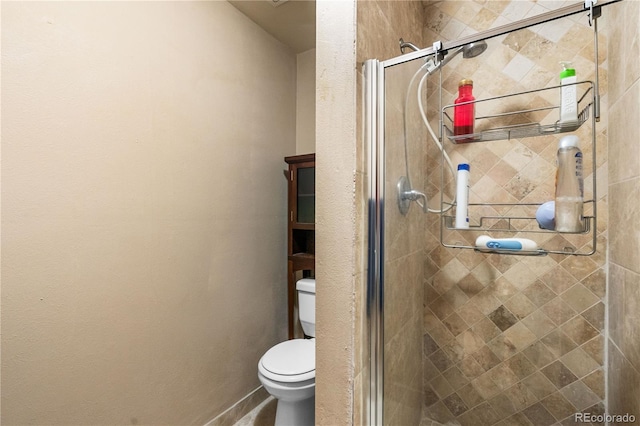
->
204, 386, 269, 426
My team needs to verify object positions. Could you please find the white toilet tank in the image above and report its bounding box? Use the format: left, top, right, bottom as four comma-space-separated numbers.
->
296, 278, 316, 337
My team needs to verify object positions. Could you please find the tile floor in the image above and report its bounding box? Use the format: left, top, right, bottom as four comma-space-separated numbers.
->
234, 397, 276, 426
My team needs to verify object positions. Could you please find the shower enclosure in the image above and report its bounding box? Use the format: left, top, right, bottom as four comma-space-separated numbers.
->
364, 1, 617, 424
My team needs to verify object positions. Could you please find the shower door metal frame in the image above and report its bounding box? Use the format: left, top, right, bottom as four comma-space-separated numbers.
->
364, 1, 621, 424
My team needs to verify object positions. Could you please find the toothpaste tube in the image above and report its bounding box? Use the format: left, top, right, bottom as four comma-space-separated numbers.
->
475, 235, 538, 251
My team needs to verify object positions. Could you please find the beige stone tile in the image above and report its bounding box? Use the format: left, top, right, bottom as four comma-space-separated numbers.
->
540, 297, 577, 326
541, 391, 576, 422
430, 348, 455, 373
471, 286, 503, 315
429, 297, 455, 321
624, 0, 640, 87
541, 360, 579, 390
488, 305, 519, 331
457, 401, 501, 426
443, 365, 470, 391
504, 352, 536, 380
559, 255, 600, 282
497, 412, 534, 426
428, 319, 456, 348
581, 268, 606, 299
523, 280, 556, 307
487, 277, 519, 302
457, 301, 486, 326
522, 401, 556, 426
457, 382, 485, 410
473, 344, 502, 372
487, 362, 521, 392
434, 258, 470, 294
503, 322, 537, 352
559, 380, 601, 412
502, 261, 537, 291
459, 355, 486, 380
457, 329, 486, 356
430, 373, 455, 399
443, 392, 469, 417
581, 335, 604, 366
561, 316, 599, 346
429, 245, 455, 272
486, 254, 521, 275
581, 369, 604, 400
472, 316, 502, 343
423, 400, 457, 425
488, 392, 518, 421
560, 283, 599, 314
443, 312, 469, 337
442, 339, 466, 365
457, 274, 486, 300
424, 333, 440, 357
521, 309, 556, 338
471, 371, 502, 401
505, 382, 538, 412
622, 270, 640, 372
607, 342, 640, 418
604, 179, 640, 272
505, 293, 537, 320
542, 328, 577, 361
581, 301, 604, 332
522, 371, 557, 400
502, 27, 536, 53
442, 285, 471, 311
523, 340, 556, 369
486, 334, 518, 361
468, 5, 500, 32
455, 248, 486, 271
424, 357, 439, 386
560, 347, 599, 380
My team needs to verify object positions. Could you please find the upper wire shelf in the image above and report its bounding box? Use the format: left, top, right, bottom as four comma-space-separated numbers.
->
442, 81, 594, 144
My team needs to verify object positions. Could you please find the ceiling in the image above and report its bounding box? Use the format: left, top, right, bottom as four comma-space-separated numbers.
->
228, 0, 316, 54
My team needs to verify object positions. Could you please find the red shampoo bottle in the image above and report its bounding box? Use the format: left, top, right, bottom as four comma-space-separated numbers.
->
454, 79, 475, 139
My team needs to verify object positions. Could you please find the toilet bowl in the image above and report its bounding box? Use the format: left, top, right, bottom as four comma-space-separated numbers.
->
258, 278, 316, 426
258, 338, 315, 426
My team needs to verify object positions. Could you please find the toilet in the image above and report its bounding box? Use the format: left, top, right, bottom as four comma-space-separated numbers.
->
258, 278, 315, 426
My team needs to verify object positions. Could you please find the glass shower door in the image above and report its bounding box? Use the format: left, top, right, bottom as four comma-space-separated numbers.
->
366, 56, 435, 426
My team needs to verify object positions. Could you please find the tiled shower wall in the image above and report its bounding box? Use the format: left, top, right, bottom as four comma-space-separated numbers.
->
420, 1, 608, 425
606, 0, 640, 419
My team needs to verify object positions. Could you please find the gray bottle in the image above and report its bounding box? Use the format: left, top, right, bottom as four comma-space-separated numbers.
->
554, 135, 583, 232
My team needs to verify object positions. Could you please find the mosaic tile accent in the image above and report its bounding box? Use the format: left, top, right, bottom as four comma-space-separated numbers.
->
420, 0, 608, 424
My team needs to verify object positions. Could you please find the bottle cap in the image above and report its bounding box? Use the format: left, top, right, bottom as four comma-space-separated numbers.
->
457, 163, 470, 171
458, 79, 473, 87
558, 135, 579, 149
560, 61, 575, 79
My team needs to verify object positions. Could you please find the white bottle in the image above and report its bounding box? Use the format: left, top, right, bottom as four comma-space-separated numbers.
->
455, 163, 470, 229
559, 61, 578, 125
555, 135, 583, 233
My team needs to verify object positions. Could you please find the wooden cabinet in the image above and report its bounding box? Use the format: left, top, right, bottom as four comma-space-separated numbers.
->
284, 153, 315, 339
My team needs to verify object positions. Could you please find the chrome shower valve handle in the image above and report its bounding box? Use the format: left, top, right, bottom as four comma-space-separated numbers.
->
397, 176, 428, 215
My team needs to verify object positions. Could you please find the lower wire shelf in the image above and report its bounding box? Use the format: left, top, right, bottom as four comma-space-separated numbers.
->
439, 202, 597, 256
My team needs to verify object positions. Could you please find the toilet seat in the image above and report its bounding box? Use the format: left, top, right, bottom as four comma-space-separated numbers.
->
259, 339, 315, 383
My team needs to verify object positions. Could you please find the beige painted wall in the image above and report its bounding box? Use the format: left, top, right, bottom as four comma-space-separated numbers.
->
296, 48, 316, 155
606, 0, 640, 418
1, 2, 295, 424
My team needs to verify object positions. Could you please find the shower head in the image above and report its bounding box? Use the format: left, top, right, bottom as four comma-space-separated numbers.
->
439, 40, 488, 68
398, 38, 488, 71
462, 40, 488, 59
